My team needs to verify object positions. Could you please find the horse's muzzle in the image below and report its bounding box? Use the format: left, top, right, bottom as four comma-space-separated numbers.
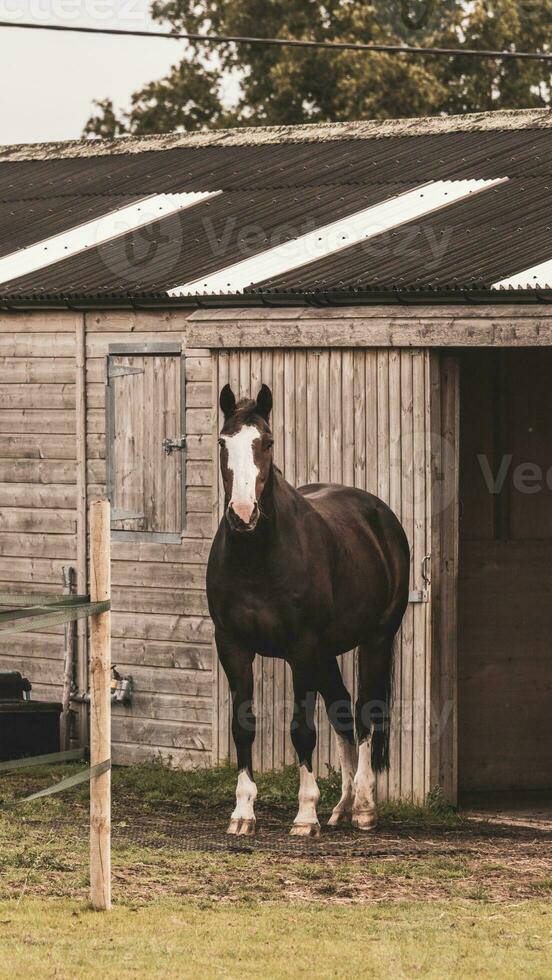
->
226, 502, 260, 533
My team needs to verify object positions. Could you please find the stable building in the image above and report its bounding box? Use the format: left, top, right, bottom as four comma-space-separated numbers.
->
0, 107, 551, 802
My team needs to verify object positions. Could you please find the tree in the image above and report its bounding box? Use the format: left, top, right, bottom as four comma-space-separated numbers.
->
84, 0, 552, 137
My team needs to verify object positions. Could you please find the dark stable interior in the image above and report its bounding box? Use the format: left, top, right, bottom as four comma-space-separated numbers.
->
458, 349, 552, 793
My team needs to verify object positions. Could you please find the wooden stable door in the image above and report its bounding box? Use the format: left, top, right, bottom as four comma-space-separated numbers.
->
212, 348, 447, 802
106, 347, 184, 541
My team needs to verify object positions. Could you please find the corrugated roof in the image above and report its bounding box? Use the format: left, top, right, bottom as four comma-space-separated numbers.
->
1, 108, 552, 303
255, 178, 552, 291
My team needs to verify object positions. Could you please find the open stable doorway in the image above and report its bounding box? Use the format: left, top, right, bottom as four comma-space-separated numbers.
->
458, 349, 552, 794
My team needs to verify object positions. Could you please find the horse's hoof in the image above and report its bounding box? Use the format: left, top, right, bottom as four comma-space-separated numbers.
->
328, 808, 352, 827
351, 809, 378, 831
226, 818, 256, 836
289, 822, 321, 838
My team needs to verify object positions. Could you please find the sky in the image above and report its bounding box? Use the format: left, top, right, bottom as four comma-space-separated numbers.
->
0, 0, 185, 144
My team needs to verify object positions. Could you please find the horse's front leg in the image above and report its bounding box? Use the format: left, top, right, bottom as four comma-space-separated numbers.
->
216, 630, 257, 836
289, 662, 320, 838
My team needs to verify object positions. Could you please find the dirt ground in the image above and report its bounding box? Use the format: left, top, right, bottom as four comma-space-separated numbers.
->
2, 792, 551, 906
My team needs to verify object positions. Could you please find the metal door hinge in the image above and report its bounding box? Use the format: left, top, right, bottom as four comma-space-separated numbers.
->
108, 364, 144, 379
162, 436, 186, 456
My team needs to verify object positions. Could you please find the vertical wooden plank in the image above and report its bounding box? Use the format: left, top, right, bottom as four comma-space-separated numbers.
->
272, 350, 285, 472
358, 350, 378, 733
295, 351, 307, 489
211, 351, 221, 765
142, 356, 156, 531
365, 351, 379, 497
272, 350, 286, 770
425, 351, 435, 801
388, 349, 403, 800
288, 349, 307, 765
214, 351, 231, 763
399, 351, 415, 800
162, 354, 181, 532
216, 351, 229, 522
229, 350, 240, 398
353, 349, 366, 491
279, 349, 293, 777
338, 350, 355, 771
412, 350, 428, 802
318, 352, 330, 485
316, 350, 331, 776
342, 349, 355, 488
250, 350, 263, 400
257, 349, 274, 772
306, 351, 319, 485
112, 356, 145, 531
239, 348, 251, 397
375, 350, 390, 802
75, 316, 88, 746
283, 352, 296, 487
329, 349, 342, 485
89, 498, 111, 912
250, 349, 266, 766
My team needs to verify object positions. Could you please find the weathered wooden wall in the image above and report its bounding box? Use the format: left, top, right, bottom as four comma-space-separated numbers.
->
0, 311, 216, 768
212, 347, 435, 801
0, 312, 81, 702
85, 313, 214, 766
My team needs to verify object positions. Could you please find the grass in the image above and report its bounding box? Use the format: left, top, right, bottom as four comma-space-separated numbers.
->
1, 761, 463, 826
0, 897, 550, 979
0, 762, 550, 977
108, 762, 462, 826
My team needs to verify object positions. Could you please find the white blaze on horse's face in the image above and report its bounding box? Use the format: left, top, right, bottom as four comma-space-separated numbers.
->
224, 424, 261, 527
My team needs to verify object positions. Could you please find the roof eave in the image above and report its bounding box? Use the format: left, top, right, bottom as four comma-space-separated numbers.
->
2, 286, 552, 312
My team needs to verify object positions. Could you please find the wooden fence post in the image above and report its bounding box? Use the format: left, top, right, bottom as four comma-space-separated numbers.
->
89, 498, 111, 911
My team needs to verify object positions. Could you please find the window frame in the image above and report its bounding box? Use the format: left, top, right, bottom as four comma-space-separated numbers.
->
105, 341, 186, 543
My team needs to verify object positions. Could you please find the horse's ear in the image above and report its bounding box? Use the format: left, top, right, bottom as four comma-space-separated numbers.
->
220, 384, 236, 419
255, 384, 273, 421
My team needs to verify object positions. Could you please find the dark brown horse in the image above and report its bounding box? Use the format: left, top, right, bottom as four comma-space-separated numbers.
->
207, 384, 410, 836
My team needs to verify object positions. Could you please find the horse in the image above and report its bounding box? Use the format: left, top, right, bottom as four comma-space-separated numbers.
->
207, 384, 410, 837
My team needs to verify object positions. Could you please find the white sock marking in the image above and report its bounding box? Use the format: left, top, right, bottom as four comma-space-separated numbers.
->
231, 769, 257, 823
331, 736, 358, 818
353, 738, 376, 815
293, 765, 320, 827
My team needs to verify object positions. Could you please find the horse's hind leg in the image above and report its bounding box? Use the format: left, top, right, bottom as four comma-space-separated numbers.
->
353, 633, 394, 830
289, 663, 320, 837
318, 658, 357, 826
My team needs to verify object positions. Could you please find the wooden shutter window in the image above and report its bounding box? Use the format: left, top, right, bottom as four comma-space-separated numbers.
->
107, 345, 185, 542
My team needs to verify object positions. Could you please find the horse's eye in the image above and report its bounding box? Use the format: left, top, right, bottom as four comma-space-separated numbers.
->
266, 439, 274, 449
218, 438, 225, 448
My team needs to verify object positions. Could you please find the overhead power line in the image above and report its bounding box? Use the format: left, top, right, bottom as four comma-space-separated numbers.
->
1, 19, 552, 61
